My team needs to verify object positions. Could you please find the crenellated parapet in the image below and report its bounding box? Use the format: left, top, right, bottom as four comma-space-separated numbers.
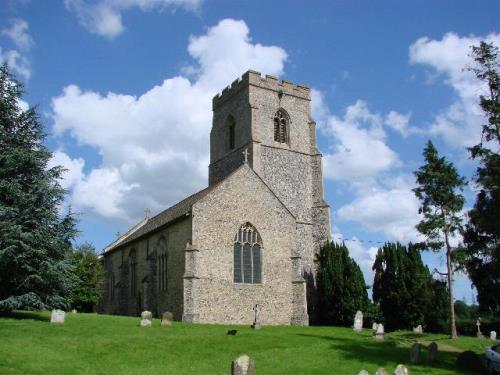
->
212, 70, 310, 109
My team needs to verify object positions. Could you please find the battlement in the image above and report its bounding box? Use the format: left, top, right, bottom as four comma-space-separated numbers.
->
213, 70, 310, 109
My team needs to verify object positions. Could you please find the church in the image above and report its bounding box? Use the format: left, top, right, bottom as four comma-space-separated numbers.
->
99, 70, 331, 325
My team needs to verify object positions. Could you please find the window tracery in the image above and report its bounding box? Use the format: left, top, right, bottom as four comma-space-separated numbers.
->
233, 223, 262, 284
274, 109, 288, 144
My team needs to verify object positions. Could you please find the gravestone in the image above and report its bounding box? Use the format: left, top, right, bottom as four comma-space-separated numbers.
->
428, 342, 438, 363
357, 371, 369, 375
161, 311, 173, 327
491, 331, 497, 340
413, 325, 423, 334
476, 318, 483, 338
50, 309, 65, 324
231, 354, 255, 375
140, 310, 152, 327
394, 364, 409, 375
71, 309, 77, 314
251, 304, 261, 330
375, 368, 389, 375
353, 310, 363, 332
410, 343, 421, 364
375, 323, 384, 340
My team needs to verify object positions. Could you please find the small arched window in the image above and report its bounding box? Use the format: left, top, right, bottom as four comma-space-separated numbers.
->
234, 223, 262, 284
226, 115, 236, 151
274, 109, 288, 144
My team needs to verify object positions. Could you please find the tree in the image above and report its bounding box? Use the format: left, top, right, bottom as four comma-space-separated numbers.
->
67, 243, 104, 312
413, 140, 466, 338
0, 63, 77, 312
462, 41, 500, 315
372, 242, 447, 331
316, 241, 369, 326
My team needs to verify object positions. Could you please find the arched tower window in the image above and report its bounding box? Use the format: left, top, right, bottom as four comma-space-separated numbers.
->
274, 109, 288, 144
225, 115, 236, 151
233, 223, 262, 284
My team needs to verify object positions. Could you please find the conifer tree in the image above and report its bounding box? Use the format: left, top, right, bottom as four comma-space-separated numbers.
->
462, 41, 500, 315
413, 140, 466, 338
316, 241, 369, 326
0, 63, 77, 312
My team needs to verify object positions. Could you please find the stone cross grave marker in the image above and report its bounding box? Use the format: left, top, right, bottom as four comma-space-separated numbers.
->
353, 310, 363, 332
140, 310, 152, 327
50, 309, 65, 324
428, 342, 438, 363
231, 354, 255, 375
375, 323, 384, 340
491, 331, 497, 340
410, 343, 421, 364
394, 364, 409, 375
251, 304, 261, 329
476, 318, 483, 338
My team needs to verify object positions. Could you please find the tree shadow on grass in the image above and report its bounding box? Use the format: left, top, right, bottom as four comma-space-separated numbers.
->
296, 333, 486, 375
0, 310, 50, 322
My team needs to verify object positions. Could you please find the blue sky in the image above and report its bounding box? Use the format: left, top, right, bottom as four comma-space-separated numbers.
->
1, 0, 499, 303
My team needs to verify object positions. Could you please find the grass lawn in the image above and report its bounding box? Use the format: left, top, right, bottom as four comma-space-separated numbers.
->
0, 311, 495, 374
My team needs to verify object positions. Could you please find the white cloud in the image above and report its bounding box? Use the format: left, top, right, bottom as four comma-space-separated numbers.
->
52, 18, 287, 221
384, 110, 419, 138
320, 100, 400, 181
0, 48, 31, 79
1, 18, 33, 50
409, 32, 500, 148
48, 151, 85, 190
65, 0, 203, 39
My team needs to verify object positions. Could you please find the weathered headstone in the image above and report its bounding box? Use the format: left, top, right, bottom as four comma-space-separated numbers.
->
161, 311, 173, 327
410, 343, 421, 364
413, 325, 423, 334
251, 304, 261, 330
231, 354, 255, 375
140, 310, 152, 327
372, 322, 378, 331
428, 342, 438, 363
476, 318, 483, 338
491, 331, 497, 340
375, 323, 384, 340
357, 371, 370, 375
353, 310, 363, 332
71, 309, 77, 314
375, 368, 389, 375
394, 364, 409, 375
50, 309, 65, 324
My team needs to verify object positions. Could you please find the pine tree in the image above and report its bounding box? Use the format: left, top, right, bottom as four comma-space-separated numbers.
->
316, 241, 369, 326
462, 41, 500, 315
0, 63, 77, 312
413, 140, 466, 338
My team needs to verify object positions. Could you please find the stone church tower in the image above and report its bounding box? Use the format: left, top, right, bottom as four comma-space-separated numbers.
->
99, 70, 331, 325
209, 70, 331, 316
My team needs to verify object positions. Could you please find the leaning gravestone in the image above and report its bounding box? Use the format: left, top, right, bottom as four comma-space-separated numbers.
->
140, 310, 152, 327
161, 311, 173, 327
50, 309, 65, 324
410, 343, 421, 364
394, 364, 409, 375
353, 310, 363, 332
491, 331, 497, 340
231, 354, 255, 375
428, 342, 438, 363
413, 325, 423, 334
375, 323, 384, 340
375, 368, 389, 375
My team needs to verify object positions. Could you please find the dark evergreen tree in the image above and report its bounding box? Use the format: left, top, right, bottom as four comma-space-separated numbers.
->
462, 41, 500, 316
413, 140, 466, 338
0, 63, 77, 312
67, 243, 104, 312
316, 241, 369, 326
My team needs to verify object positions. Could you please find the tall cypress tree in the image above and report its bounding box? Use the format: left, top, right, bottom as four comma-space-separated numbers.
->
316, 241, 369, 326
0, 64, 77, 312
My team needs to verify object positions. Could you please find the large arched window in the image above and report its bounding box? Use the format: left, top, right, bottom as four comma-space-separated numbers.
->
225, 115, 236, 151
273, 109, 288, 144
234, 223, 262, 284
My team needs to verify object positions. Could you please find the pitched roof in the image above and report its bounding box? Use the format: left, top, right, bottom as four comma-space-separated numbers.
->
102, 184, 216, 254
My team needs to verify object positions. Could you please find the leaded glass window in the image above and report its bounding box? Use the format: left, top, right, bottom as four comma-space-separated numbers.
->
273, 109, 288, 144
233, 223, 262, 284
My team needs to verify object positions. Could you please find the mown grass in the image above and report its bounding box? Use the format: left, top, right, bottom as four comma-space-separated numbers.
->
0, 311, 495, 374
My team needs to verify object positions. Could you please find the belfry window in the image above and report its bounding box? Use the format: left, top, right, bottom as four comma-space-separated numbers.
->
234, 223, 262, 284
273, 109, 288, 144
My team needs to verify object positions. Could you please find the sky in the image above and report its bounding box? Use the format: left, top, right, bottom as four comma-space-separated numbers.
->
1, 0, 499, 304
